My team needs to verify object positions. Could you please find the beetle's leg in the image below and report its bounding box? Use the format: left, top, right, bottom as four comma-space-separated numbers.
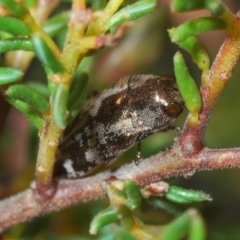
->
133, 141, 142, 165
161, 126, 181, 133
127, 75, 134, 91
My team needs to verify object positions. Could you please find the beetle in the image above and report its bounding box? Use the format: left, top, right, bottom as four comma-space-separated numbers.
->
54, 74, 185, 178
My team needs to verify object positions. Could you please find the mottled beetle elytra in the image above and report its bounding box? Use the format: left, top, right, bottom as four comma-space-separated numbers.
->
54, 74, 185, 178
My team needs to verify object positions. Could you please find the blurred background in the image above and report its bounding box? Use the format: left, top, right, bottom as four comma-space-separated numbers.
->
1, 0, 240, 239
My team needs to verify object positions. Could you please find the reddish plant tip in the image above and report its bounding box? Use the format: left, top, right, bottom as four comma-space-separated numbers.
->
179, 125, 205, 156
36, 181, 58, 201
106, 176, 119, 182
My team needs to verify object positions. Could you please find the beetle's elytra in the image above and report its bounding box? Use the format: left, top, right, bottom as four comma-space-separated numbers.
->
54, 74, 185, 178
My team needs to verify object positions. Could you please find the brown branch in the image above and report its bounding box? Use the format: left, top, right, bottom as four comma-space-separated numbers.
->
1, 142, 240, 232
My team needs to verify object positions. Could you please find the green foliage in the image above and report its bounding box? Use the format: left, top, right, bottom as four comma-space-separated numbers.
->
52, 83, 69, 128
169, 17, 226, 43
0, 0, 158, 129
0, 0, 239, 239
169, 0, 229, 126
7, 99, 44, 129
0, 67, 23, 85
0, 16, 31, 35
148, 197, 182, 216
189, 211, 206, 240
174, 52, 202, 125
25, 82, 50, 99
90, 181, 141, 236
165, 186, 211, 204
171, 0, 205, 12
90, 207, 120, 235
161, 209, 206, 240
67, 71, 88, 123
1, 0, 27, 16
171, 0, 225, 16
4, 84, 49, 129
43, 13, 68, 37
0, 0, 159, 130
106, 0, 157, 30
31, 36, 64, 73
124, 180, 142, 210
169, 17, 225, 71
0, 38, 33, 53
174, 36, 210, 71
89, 181, 209, 239
5, 84, 49, 113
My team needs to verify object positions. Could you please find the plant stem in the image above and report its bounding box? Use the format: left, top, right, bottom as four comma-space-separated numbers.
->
180, 9, 240, 156
35, 108, 61, 197
61, 1, 89, 76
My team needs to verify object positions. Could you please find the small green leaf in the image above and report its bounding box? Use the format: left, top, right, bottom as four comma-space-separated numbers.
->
53, 83, 69, 128
106, 0, 157, 30
90, 207, 119, 235
67, 72, 88, 123
205, 0, 225, 16
165, 192, 192, 204
189, 210, 206, 240
161, 212, 190, 240
176, 36, 210, 71
67, 91, 87, 123
165, 186, 211, 204
174, 52, 202, 126
0, 38, 33, 54
44, 66, 56, 93
43, 13, 68, 37
171, 0, 205, 12
32, 35, 64, 73
74, 57, 93, 78
5, 84, 49, 113
148, 197, 182, 216
171, 0, 225, 16
1, 0, 27, 16
118, 206, 134, 231
0, 16, 31, 35
0, 31, 13, 39
169, 17, 226, 43
68, 71, 88, 108
25, 82, 50, 99
7, 99, 44, 129
0, 67, 23, 85
124, 181, 142, 211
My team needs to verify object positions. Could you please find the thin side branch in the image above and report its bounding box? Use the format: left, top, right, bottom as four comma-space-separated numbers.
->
1, 142, 240, 232
180, 11, 240, 156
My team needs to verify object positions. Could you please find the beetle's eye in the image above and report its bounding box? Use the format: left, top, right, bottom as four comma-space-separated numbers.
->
163, 102, 183, 117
